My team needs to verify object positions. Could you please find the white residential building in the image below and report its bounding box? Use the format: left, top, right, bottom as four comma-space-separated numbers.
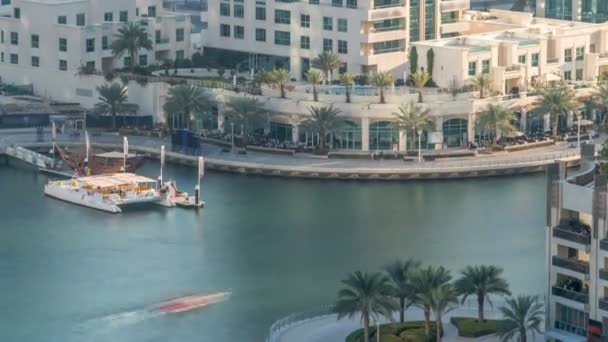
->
544, 145, 605, 342
200, 0, 470, 80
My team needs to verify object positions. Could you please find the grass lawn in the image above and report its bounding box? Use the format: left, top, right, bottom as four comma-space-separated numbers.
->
346, 321, 436, 342
450, 317, 502, 338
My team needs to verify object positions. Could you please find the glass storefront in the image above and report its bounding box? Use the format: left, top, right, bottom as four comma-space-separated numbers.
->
369, 121, 398, 151
442, 118, 467, 148
333, 120, 362, 150
269, 122, 293, 142
555, 303, 588, 337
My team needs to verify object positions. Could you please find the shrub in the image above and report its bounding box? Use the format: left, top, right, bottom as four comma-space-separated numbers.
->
346, 321, 436, 342
450, 317, 500, 338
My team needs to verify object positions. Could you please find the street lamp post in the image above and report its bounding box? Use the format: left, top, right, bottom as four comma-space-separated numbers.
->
231, 122, 235, 153
418, 129, 422, 163
577, 114, 581, 152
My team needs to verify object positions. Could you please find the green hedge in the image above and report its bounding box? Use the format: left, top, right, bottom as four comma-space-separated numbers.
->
346, 321, 436, 342
450, 317, 500, 338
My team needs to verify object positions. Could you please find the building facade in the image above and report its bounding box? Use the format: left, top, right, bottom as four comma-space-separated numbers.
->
200, 0, 470, 80
536, 0, 608, 23
544, 145, 606, 342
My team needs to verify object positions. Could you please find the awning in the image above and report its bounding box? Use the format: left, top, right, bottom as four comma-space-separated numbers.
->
545, 329, 586, 342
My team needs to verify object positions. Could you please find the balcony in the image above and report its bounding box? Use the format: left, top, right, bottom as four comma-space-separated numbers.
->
367, 7, 406, 21
441, 0, 470, 12
362, 28, 407, 43
552, 256, 589, 274
552, 220, 591, 245
600, 298, 608, 311
599, 268, 608, 281
551, 285, 588, 304
601, 239, 608, 251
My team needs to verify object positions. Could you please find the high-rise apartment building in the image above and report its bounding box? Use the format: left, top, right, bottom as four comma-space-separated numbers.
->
200, 0, 470, 80
536, 0, 608, 23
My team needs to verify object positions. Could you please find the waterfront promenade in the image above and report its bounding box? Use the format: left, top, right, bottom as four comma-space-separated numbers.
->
0, 128, 595, 179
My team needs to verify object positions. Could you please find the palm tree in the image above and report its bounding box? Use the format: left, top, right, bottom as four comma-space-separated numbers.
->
476, 104, 516, 144
162, 84, 210, 131
427, 285, 459, 342
534, 83, 578, 140
594, 81, 608, 123
411, 71, 431, 103
497, 295, 544, 342
111, 22, 153, 72
392, 101, 435, 152
370, 71, 395, 104
312, 51, 342, 83
472, 74, 491, 99
270, 68, 290, 99
300, 105, 343, 153
334, 271, 397, 342
454, 265, 511, 322
339, 72, 355, 103
95, 83, 129, 131
384, 259, 420, 323
223, 96, 268, 145
409, 266, 452, 337
306, 69, 324, 102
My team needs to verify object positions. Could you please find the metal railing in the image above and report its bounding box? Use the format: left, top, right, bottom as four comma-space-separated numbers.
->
266, 305, 335, 342
553, 225, 591, 245
551, 255, 589, 274
551, 286, 588, 304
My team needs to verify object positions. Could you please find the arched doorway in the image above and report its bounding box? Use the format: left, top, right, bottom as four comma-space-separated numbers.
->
369, 121, 398, 151
333, 120, 361, 150
442, 118, 467, 148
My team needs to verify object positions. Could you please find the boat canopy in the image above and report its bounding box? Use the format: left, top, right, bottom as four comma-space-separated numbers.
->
76, 173, 156, 188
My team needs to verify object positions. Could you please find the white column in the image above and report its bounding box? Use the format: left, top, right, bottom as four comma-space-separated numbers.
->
292, 124, 299, 143
435, 117, 444, 150
544, 113, 551, 132
520, 109, 527, 132
467, 113, 476, 143
567, 110, 574, 128
361, 117, 370, 152
399, 129, 406, 152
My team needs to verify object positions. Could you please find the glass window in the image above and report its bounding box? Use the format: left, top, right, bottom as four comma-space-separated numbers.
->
59, 38, 67, 52
104, 12, 113, 21
176, 28, 184, 42
147, 6, 156, 17
323, 38, 333, 52
301, 14, 310, 28
323, 17, 333, 30
332, 0, 343, 7
372, 39, 402, 54
309, 0, 319, 4
531, 53, 539, 66
576, 68, 583, 80
564, 70, 571, 80
590, 44, 596, 53
155, 30, 161, 43
275, 9, 290, 24
256, 7, 266, 20
102, 36, 109, 50
468, 61, 476, 76
13, 7, 19, 19
234, 25, 244, 39
518, 54, 526, 64
86, 38, 95, 52
256, 28, 266, 42
176, 50, 184, 60
58, 15, 66, 24
338, 40, 347, 54
576, 47, 584, 60
31, 34, 39, 48
76, 13, 85, 26
31, 56, 39, 67
9, 53, 17, 64
220, 3, 230, 16
124, 56, 131, 66
139, 55, 147, 66
220, 24, 230, 37
347, 0, 357, 8
1, 0, 11, 5
482, 59, 490, 74
59, 59, 67, 71
300, 35, 310, 49
274, 30, 290, 45
338, 18, 348, 32
234, 4, 244, 18
10, 31, 17, 45
86, 61, 95, 70
119, 11, 128, 22
565, 48, 572, 62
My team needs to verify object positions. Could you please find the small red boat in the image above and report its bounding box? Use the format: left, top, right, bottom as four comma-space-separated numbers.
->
152, 292, 231, 314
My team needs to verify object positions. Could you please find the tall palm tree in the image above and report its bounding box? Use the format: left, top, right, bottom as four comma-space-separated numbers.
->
409, 266, 452, 337
339, 72, 355, 103
497, 295, 544, 342
95, 83, 129, 131
472, 74, 491, 99
223, 96, 268, 145
476, 104, 516, 144
411, 71, 431, 103
300, 105, 343, 153
334, 271, 397, 342
392, 101, 435, 152
312, 51, 342, 83
370, 71, 395, 104
162, 84, 210, 131
111, 22, 153, 72
534, 83, 578, 140
270, 68, 290, 99
384, 259, 420, 323
427, 285, 459, 342
306, 69, 324, 102
454, 265, 511, 322
594, 81, 608, 123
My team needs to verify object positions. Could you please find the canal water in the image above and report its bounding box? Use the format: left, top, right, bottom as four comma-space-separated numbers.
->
0, 160, 545, 342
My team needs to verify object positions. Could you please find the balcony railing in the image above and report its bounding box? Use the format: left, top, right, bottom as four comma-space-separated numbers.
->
600, 298, 608, 311
552, 285, 588, 304
505, 65, 521, 72
552, 256, 589, 274
156, 37, 170, 44
552, 222, 591, 245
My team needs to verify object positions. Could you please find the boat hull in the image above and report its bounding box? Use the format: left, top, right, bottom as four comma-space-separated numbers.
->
44, 184, 122, 213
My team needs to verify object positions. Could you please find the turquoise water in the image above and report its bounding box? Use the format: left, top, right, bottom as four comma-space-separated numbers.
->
0, 159, 546, 341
